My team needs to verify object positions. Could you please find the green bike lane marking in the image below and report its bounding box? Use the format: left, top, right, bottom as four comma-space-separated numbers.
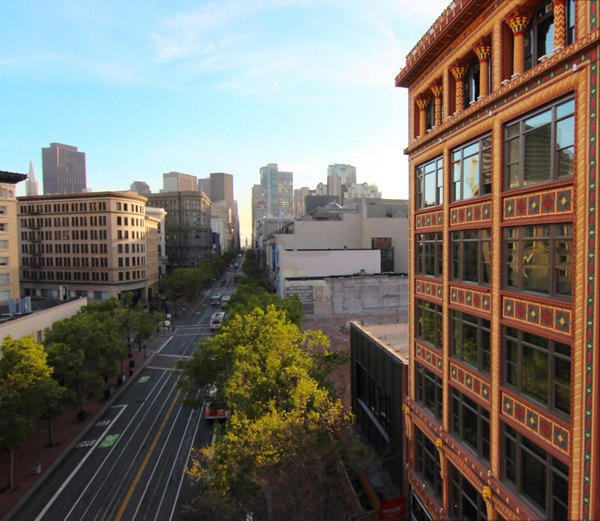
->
99, 433, 120, 448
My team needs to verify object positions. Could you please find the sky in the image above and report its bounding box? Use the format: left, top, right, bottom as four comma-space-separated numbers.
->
1, 0, 449, 244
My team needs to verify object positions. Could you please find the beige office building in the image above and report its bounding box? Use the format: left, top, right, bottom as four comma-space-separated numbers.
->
18, 191, 157, 302
0, 171, 28, 303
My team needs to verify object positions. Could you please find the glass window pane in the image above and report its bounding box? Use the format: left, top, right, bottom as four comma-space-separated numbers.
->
522, 345, 549, 404
506, 240, 519, 287
463, 154, 480, 198
522, 448, 547, 510
523, 239, 550, 293
524, 126, 552, 185
556, 116, 574, 149
554, 357, 571, 414
462, 321, 479, 367
556, 99, 575, 119
525, 109, 552, 130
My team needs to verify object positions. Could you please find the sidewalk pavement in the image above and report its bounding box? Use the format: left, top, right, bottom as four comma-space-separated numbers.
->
0, 295, 205, 521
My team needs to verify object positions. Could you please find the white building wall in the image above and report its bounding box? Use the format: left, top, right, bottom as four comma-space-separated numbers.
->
275, 249, 380, 296
360, 217, 409, 273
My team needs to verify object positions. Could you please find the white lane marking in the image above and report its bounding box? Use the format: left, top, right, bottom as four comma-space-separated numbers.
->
34, 405, 128, 521
76, 440, 97, 448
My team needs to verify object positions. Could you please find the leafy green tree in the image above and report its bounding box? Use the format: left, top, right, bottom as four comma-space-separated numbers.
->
179, 306, 363, 519
33, 376, 69, 447
0, 336, 52, 490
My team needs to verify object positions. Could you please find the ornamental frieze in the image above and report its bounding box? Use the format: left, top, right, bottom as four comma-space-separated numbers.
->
449, 363, 491, 404
503, 186, 573, 220
450, 200, 492, 225
502, 295, 572, 337
416, 343, 443, 374
501, 391, 570, 458
415, 278, 443, 301
415, 209, 443, 229
450, 285, 491, 314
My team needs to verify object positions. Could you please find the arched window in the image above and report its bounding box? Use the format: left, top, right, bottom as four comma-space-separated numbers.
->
524, 1, 554, 70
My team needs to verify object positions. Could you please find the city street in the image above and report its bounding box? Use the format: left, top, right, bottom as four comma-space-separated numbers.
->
7, 276, 236, 521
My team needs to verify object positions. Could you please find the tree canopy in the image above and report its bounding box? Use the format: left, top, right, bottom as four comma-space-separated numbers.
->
179, 306, 366, 519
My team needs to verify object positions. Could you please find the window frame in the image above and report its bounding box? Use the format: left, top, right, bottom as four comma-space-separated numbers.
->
416, 232, 443, 277
450, 464, 488, 521
451, 310, 491, 373
415, 429, 443, 496
451, 228, 491, 284
503, 423, 569, 519
504, 96, 575, 189
503, 223, 573, 298
451, 134, 492, 201
503, 326, 571, 416
524, 1, 555, 70
416, 156, 443, 209
451, 387, 490, 461
416, 363, 443, 419
416, 299, 443, 349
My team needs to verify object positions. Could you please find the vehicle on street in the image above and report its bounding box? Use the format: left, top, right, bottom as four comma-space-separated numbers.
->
210, 311, 225, 330
220, 295, 230, 308
204, 401, 231, 421
210, 292, 221, 305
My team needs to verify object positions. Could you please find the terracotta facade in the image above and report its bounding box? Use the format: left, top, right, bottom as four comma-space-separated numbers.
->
397, 1, 599, 519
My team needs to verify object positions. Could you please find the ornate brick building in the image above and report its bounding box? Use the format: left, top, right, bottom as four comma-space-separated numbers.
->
397, 1, 598, 520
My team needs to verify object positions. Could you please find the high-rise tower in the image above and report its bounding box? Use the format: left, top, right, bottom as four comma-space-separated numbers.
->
259, 163, 293, 216
42, 143, 87, 194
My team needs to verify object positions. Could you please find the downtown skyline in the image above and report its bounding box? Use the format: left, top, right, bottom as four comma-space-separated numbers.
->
1, 0, 448, 241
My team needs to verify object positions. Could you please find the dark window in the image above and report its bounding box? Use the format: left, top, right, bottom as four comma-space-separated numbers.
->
416, 429, 442, 496
504, 223, 572, 297
450, 465, 488, 521
416, 300, 443, 349
416, 364, 443, 419
451, 388, 490, 460
566, 0, 575, 45
355, 363, 391, 435
524, 1, 554, 70
416, 233, 443, 277
416, 156, 443, 209
451, 134, 492, 201
503, 424, 568, 519
463, 55, 480, 107
451, 311, 490, 373
451, 228, 491, 284
505, 97, 574, 189
504, 327, 571, 415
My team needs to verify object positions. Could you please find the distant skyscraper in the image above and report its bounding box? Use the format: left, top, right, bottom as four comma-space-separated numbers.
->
26, 161, 39, 196
198, 177, 211, 199
327, 164, 357, 204
42, 143, 87, 194
209, 173, 234, 208
293, 186, 310, 216
259, 163, 293, 216
162, 172, 197, 192
130, 181, 151, 195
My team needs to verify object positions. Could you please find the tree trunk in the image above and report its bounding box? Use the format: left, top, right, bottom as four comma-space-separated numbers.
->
8, 449, 14, 490
47, 417, 55, 447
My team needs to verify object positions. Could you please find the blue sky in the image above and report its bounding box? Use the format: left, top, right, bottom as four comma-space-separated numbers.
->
1, 0, 448, 242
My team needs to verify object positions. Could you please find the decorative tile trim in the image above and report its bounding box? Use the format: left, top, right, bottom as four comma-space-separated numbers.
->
415, 278, 443, 301
582, 48, 598, 520
502, 295, 572, 337
415, 210, 443, 229
501, 392, 570, 457
449, 285, 491, 314
450, 200, 492, 225
503, 186, 573, 220
415, 343, 443, 373
449, 363, 491, 404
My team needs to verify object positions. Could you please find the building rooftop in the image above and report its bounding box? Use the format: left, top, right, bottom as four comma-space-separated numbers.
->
394, 0, 489, 88
353, 322, 409, 363
0, 171, 28, 184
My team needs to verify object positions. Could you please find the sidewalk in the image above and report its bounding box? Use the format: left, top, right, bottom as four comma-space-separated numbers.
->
0, 295, 205, 521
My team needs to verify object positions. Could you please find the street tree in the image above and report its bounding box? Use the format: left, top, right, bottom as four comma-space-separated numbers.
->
33, 376, 69, 447
180, 306, 365, 519
0, 336, 52, 490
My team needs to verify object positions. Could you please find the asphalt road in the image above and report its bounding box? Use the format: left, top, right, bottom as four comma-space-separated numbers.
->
10, 275, 237, 521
